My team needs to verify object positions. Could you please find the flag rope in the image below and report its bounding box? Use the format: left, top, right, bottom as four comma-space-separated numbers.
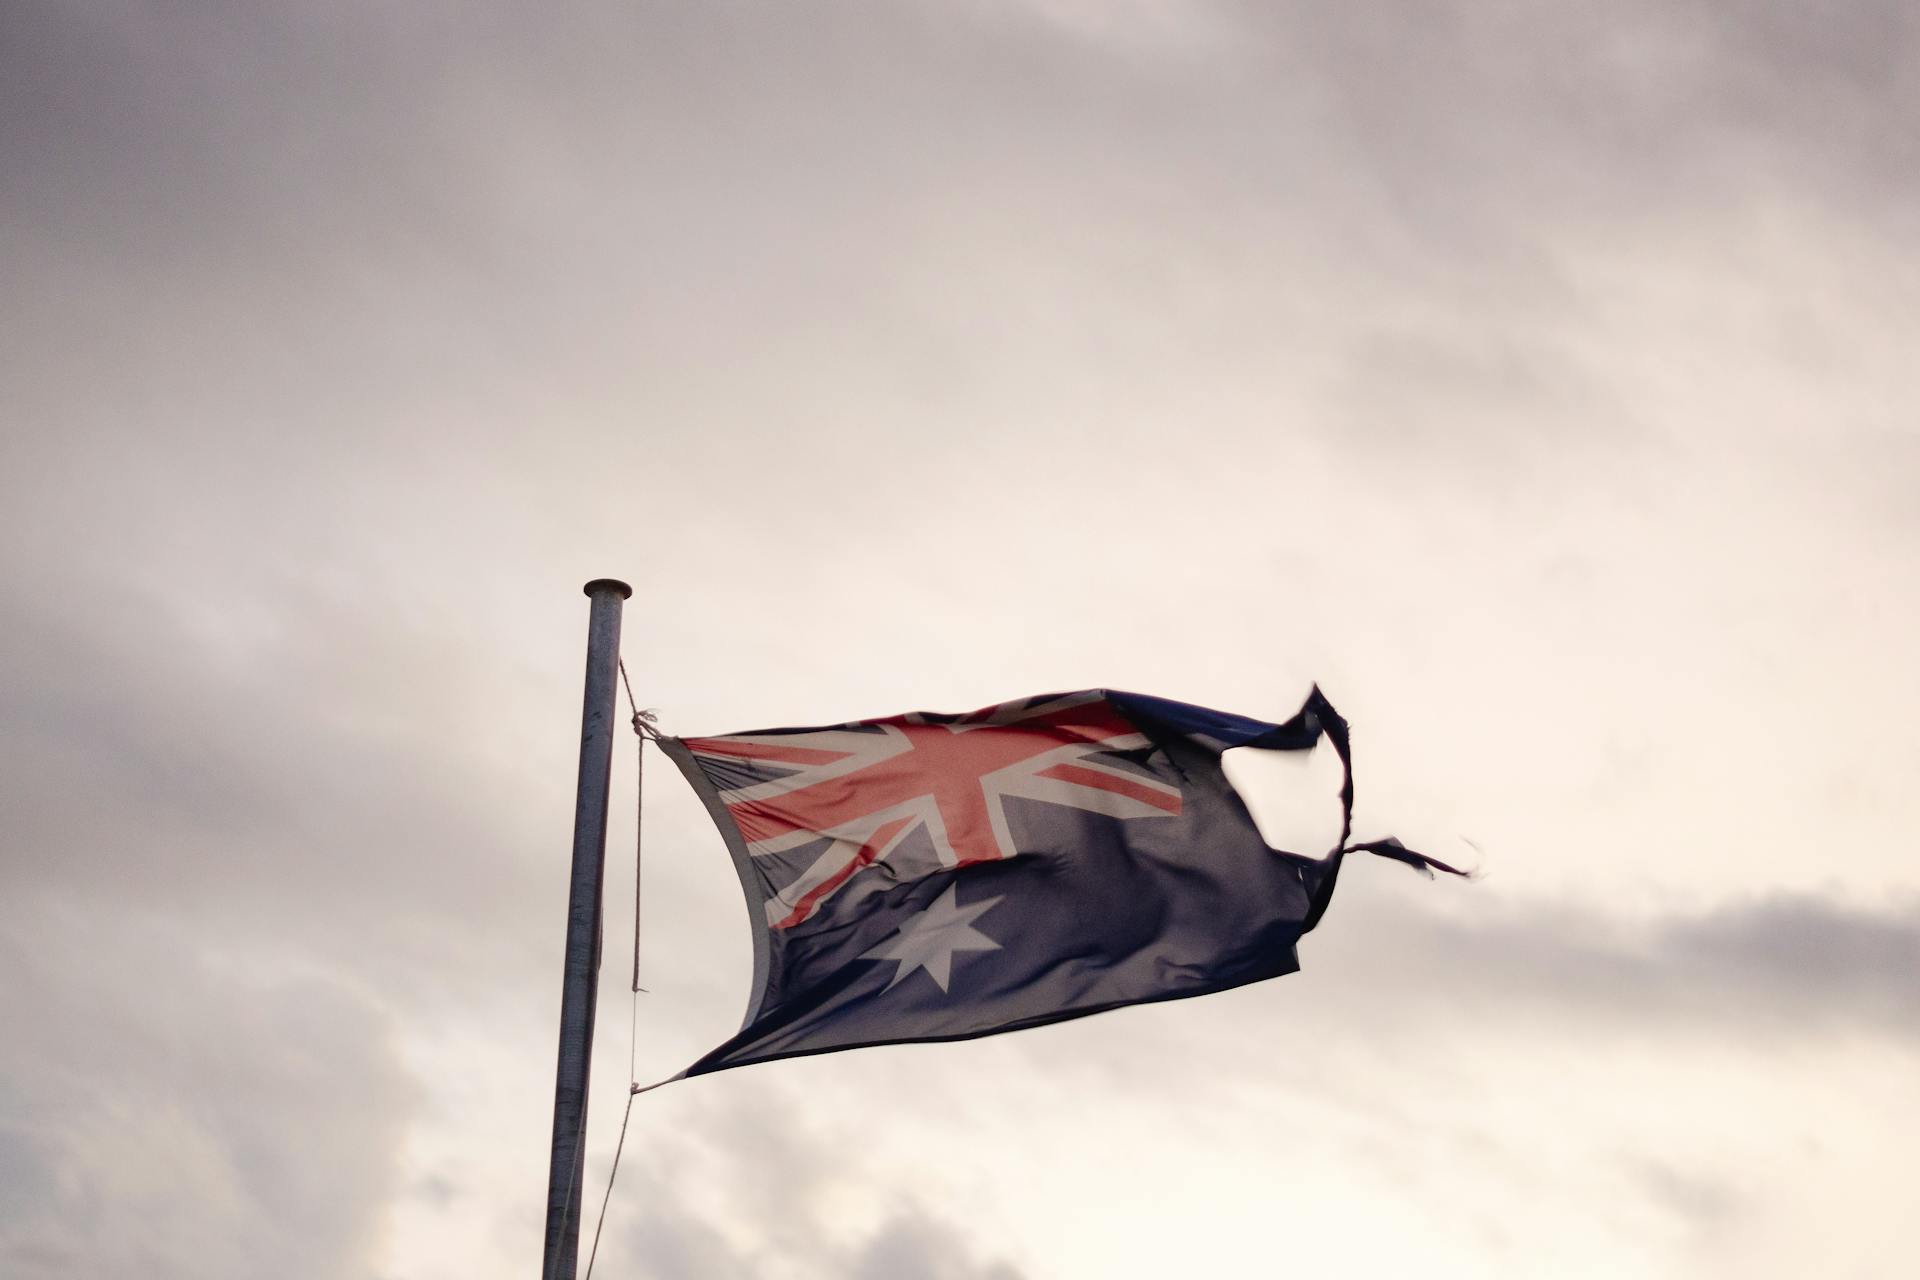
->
616, 657, 660, 992
580, 659, 659, 1279
582, 1069, 639, 1280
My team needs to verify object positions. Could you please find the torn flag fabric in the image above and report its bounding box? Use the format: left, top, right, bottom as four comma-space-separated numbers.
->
659, 686, 1461, 1078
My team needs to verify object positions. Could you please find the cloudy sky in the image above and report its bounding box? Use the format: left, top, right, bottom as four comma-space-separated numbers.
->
4, 2, 1917, 1276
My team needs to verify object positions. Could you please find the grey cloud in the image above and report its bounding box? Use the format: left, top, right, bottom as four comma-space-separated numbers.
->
1625, 1155, 1744, 1231
614, 1196, 1026, 1280
0, 905, 417, 1280
5, 0, 1913, 561
597, 1091, 1027, 1280
2, 3, 1915, 1277
1296, 877, 1920, 1043
849, 1210, 1027, 1280
616, 1205, 757, 1280
13, 1, 1913, 335
0, 582, 558, 998
1023, 873, 1920, 1111
1538, 889, 1915, 1035
1227, 0, 1920, 228
1666, 892, 1920, 1016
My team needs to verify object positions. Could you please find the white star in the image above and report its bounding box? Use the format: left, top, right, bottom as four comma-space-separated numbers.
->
859, 884, 1004, 993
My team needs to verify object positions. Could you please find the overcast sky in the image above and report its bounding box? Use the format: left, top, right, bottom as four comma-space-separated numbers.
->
3, 2, 1917, 1277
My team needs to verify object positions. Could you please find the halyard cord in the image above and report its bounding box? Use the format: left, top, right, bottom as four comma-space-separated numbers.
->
582, 1082, 639, 1280
582, 659, 658, 1280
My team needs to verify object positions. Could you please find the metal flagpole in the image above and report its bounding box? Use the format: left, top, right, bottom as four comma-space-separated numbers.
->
542, 577, 632, 1280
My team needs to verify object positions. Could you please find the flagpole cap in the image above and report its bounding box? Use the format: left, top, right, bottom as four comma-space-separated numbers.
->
582, 578, 633, 599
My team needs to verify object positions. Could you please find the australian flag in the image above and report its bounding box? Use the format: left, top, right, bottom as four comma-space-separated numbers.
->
658, 687, 1462, 1078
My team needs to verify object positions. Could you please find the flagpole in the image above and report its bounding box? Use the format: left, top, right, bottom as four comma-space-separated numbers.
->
542, 577, 632, 1280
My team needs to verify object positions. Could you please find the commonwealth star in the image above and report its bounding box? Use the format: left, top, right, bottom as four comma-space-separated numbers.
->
859, 884, 1003, 993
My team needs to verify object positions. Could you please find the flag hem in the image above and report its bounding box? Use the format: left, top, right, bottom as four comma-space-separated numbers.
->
680, 939, 1305, 1079
658, 735, 775, 1031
